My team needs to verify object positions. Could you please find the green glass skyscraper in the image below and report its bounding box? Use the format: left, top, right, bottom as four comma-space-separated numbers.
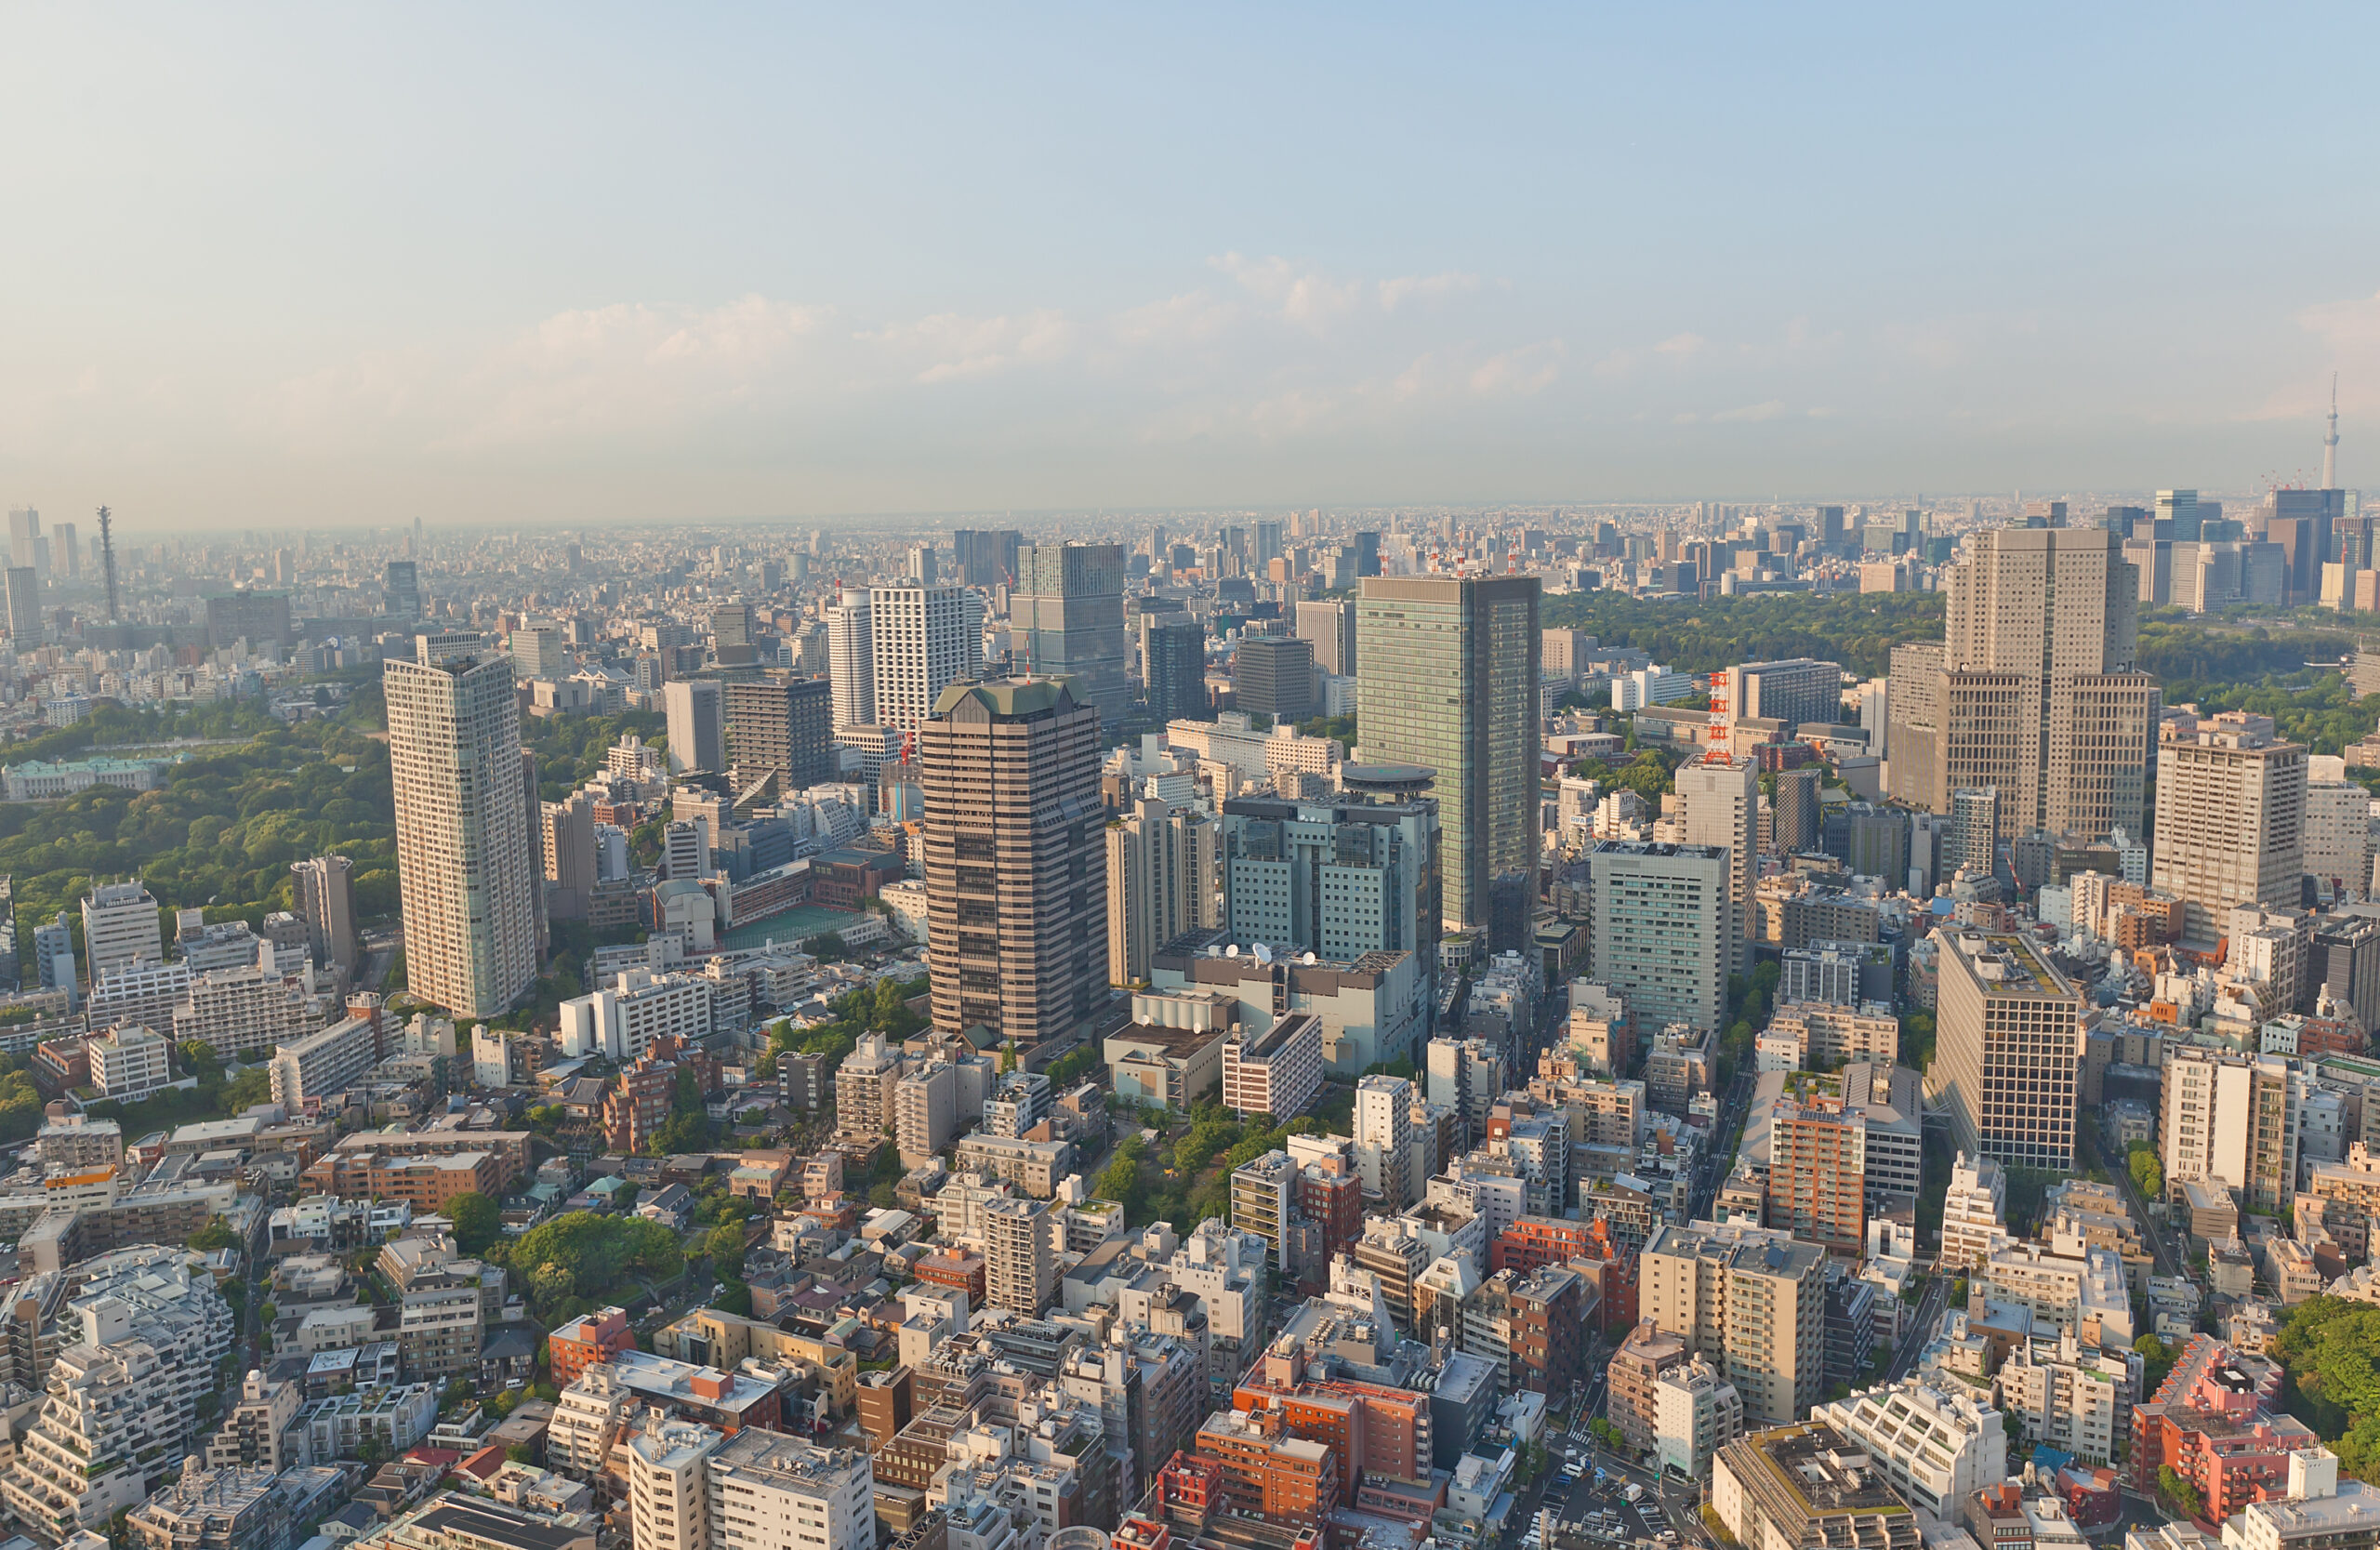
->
1356, 574, 1540, 949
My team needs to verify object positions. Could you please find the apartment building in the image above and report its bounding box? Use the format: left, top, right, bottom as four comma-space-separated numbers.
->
1927, 930, 2084, 1171
1653, 1355, 1742, 1484
2152, 713, 2307, 945
984, 1197, 1054, 1317
269, 1013, 381, 1110
1639, 1220, 1828, 1426
2161, 1045, 2303, 1216
1713, 1423, 1923, 1550
1221, 1013, 1325, 1120
1812, 1376, 2006, 1518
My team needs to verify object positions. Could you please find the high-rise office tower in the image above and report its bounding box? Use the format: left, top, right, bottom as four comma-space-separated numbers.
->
711, 602, 760, 668
1105, 797, 1219, 987
1950, 788, 2000, 880
1013, 543, 1129, 728
1676, 756, 1757, 974
1357, 575, 1540, 947
1252, 520, 1285, 576
1816, 506, 1845, 550
1887, 525, 2157, 844
1233, 635, 1315, 723
1773, 767, 1821, 855
952, 528, 1023, 590
906, 544, 938, 584
2150, 712, 2307, 945
2157, 489, 2203, 541
2257, 488, 2348, 605
289, 854, 358, 972
1140, 614, 1208, 722
1354, 531, 1382, 577
51, 522, 75, 581
824, 585, 874, 732
2, 569, 37, 644
663, 679, 727, 774
1586, 841, 1734, 1033
384, 639, 539, 1018
724, 676, 836, 793
919, 678, 1106, 1047
1294, 598, 1357, 677
871, 583, 979, 731
384, 560, 421, 621
6, 509, 36, 572
510, 620, 567, 680
1926, 929, 2082, 1171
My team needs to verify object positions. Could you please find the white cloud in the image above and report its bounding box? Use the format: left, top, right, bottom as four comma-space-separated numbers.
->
1379, 272, 1481, 311
1713, 400, 1786, 423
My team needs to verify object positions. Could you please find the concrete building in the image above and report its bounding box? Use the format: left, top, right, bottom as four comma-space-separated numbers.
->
1221, 1013, 1325, 1119
81, 879, 163, 982
1712, 1422, 1922, 1550
1926, 930, 2084, 1171
1106, 799, 1219, 987
268, 1013, 380, 1110
984, 1196, 1054, 1316
385, 640, 538, 1018
1939, 1153, 2009, 1271
2162, 1046, 2303, 1217
1888, 525, 2157, 844
1640, 1220, 1829, 1425
2152, 714, 2307, 944
1813, 1377, 2007, 1519
1012, 542, 1127, 729
872, 582, 981, 732
824, 585, 875, 733
289, 854, 357, 974
1355, 574, 1540, 948
1654, 1354, 1742, 1484
1676, 757, 1759, 974
921, 679, 1106, 1051
1587, 842, 1734, 1033
664, 677, 727, 774
556, 969, 713, 1062
724, 675, 836, 794
87, 1024, 172, 1101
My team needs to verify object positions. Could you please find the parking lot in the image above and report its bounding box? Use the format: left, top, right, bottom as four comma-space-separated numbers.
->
1536, 1455, 1673, 1550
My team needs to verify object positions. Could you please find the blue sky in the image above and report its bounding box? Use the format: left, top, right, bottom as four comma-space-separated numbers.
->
5, 6, 2378, 530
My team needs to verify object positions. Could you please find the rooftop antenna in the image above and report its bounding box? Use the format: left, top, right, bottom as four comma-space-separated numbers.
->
2325, 373, 2341, 490
96, 505, 119, 623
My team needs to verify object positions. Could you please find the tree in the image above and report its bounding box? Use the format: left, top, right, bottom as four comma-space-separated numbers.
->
447, 1192, 501, 1255
2159, 1464, 2202, 1520
2135, 1333, 2177, 1397
2128, 1142, 2163, 1200
187, 1220, 237, 1252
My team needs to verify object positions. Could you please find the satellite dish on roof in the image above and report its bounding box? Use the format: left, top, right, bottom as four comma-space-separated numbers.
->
1252, 943, 1273, 964
1302, 951, 1317, 964
1224, 945, 1239, 958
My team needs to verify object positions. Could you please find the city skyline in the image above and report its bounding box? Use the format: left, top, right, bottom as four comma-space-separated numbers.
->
6, 8, 2380, 527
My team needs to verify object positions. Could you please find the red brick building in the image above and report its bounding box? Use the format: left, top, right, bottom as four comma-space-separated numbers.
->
548, 1305, 634, 1384
915, 1250, 987, 1305
2130, 1335, 2312, 1526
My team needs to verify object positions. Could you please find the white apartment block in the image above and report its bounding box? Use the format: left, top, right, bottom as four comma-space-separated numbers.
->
556, 969, 714, 1061
1638, 1220, 1828, 1426
628, 1418, 721, 1550
81, 880, 164, 982
1813, 1376, 2007, 1518
824, 587, 874, 732
87, 1024, 171, 1101
2161, 1045, 2302, 1216
1220, 1013, 1324, 1119
835, 1033, 904, 1138
270, 1014, 381, 1110
1939, 1151, 2008, 1270
549, 1360, 637, 1476
1977, 1242, 2135, 1348
894, 1062, 960, 1169
870, 583, 976, 731
1653, 1354, 1742, 1483
1997, 1329, 2129, 1465
707, 1423, 877, 1550
1765, 1001, 1900, 1066
172, 964, 325, 1059
1353, 1074, 1416, 1208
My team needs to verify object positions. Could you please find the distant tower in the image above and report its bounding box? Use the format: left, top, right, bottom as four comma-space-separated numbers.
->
2325, 373, 2342, 489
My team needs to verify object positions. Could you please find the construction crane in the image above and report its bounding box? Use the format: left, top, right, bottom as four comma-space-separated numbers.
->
95, 505, 119, 623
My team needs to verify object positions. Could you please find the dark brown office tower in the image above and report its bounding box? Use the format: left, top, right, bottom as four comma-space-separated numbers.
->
919, 677, 1105, 1050
724, 675, 835, 794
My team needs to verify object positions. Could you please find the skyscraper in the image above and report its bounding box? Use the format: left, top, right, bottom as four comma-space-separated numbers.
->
1140, 613, 1208, 723
711, 602, 760, 668
384, 560, 421, 621
1887, 525, 2157, 844
871, 583, 979, 731
1676, 757, 1757, 974
1105, 797, 1219, 987
724, 676, 836, 794
1586, 841, 1734, 1034
51, 522, 75, 581
1356, 575, 1540, 947
952, 528, 1023, 590
2150, 712, 2307, 944
1926, 928, 2082, 1171
1717, 658, 1843, 735
919, 678, 1105, 1049
1233, 635, 1315, 723
1773, 767, 1821, 855
384, 639, 539, 1019
6, 509, 36, 572
823, 585, 874, 732
289, 854, 357, 973
2, 568, 37, 644
663, 679, 726, 775
1294, 598, 1357, 677
1013, 543, 1129, 727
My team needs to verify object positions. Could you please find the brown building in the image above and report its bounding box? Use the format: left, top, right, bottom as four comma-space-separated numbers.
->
914, 1251, 987, 1306
1195, 1407, 1340, 1527
1765, 1079, 1867, 1255
857, 1366, 914, 1450
300, 1147, 506, 1210
330, 1127, 534, 1182
1607, 1318, 1687, 1451
919, 678, 1106, 1050
1510, 1264, 1587, 1396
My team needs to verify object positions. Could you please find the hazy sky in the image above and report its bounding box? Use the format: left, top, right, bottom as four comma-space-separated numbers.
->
7, 6, 2380, 532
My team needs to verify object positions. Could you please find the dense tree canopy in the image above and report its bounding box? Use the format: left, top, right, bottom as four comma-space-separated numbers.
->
1540, 590, 1946, 680
2272, 1296, 2380, 1483
503, 1211, 683, 1321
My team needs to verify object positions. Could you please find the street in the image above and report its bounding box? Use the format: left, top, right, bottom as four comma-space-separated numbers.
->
1884, 1271, 1951, 1383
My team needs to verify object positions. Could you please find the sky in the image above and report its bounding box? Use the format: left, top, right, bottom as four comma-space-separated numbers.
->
6, 5, 2380, 533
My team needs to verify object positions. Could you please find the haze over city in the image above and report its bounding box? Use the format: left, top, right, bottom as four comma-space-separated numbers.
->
7, 7, 2380, 532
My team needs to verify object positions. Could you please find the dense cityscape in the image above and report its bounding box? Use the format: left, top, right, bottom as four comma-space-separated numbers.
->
0, 467, 2366, 1550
